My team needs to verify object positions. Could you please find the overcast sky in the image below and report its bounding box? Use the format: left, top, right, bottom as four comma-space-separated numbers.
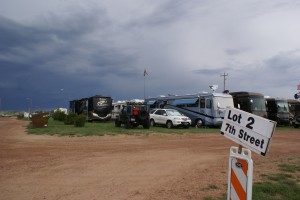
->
1, 0, 300, 111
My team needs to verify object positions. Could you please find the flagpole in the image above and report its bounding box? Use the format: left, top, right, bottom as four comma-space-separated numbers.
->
144, 75, 146, 99
143, 69, 148, 99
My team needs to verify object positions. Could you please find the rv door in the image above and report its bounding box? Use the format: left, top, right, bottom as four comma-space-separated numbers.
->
205, 98, 213, 123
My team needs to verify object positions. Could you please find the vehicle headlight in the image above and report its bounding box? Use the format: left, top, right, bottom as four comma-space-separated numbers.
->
174, 117, 180, 120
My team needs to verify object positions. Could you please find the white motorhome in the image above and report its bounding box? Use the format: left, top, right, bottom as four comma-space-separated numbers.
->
145, 92, 234, 127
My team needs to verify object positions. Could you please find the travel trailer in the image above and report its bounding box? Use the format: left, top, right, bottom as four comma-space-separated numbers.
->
69, 95, 112, 121
230, 91, 267, 118
265, 98, 289, 126
145, 92, 234, 127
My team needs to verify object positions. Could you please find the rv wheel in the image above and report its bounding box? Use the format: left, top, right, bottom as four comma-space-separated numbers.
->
195, 119, 203, 128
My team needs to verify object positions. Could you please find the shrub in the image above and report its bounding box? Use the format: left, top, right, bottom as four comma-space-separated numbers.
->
64, 112, 78, 125
52, 110, 66, 121
74, 114, 86, 127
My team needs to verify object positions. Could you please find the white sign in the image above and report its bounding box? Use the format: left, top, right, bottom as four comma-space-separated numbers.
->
221, 107, 276, 156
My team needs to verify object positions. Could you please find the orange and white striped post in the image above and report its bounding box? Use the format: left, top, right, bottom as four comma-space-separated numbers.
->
227, 146, 253, 200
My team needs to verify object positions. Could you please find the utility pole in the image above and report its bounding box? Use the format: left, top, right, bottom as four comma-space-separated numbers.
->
220, 72, 228, 91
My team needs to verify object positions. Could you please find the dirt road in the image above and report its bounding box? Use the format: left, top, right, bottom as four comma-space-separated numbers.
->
0, 117, 299, 200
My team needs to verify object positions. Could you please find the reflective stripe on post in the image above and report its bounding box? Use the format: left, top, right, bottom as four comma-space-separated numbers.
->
228, 146, 253, 200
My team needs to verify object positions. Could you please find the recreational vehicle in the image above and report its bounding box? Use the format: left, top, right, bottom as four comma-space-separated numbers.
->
288, 99, 300, 125
265, 98, 289, 126
111, 101, 126, 120
230, 92, 267, 118
69, 95, 113, 121
145, 92, 234, 127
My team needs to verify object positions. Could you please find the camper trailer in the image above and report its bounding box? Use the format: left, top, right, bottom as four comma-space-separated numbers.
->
265, 98, 289, 126
69, 95, 112, 121
230, 91, 267, 118
145, 92, 234, 127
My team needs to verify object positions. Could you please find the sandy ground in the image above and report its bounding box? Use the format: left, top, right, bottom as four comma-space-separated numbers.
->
0, 117, 299, 200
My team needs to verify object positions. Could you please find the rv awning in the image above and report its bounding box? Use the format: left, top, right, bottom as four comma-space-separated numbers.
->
147, 100, 156, 105
172, 98, 198, 105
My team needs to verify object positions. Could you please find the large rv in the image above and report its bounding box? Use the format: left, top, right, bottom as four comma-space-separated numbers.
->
230, 92, 267, 118
69, 95, 113, 121
265, 98, 289, 126
145, 92, 234, 127
288, 99, 300, 124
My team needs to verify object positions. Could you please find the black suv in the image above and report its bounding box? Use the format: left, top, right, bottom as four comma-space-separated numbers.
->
115, 102, 150, 129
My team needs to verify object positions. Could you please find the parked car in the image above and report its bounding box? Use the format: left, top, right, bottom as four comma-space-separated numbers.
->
150, 109, 191, 128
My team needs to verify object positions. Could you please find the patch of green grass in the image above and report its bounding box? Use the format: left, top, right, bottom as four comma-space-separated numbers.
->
278, 164, 300, 173
207, 162, 300, 200
27, 118, 220, 136
204, 194, 226, 200
275, 126, 300, 132
253, 174, 300, 200
26, 117, 300, 137
207, 185, 219, 190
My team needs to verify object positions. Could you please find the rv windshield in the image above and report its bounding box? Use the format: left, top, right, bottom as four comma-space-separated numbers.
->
250, 97, 266, 111
213, 97, 234, 109
276, 101, 289, 113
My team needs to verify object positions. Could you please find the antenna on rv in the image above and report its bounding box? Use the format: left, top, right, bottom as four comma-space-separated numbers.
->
209, 85, 218, 92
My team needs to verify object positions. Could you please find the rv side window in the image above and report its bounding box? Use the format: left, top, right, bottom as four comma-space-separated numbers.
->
200, 98, 205, 108
187, 99, 199, 107
206, 99, 212, 109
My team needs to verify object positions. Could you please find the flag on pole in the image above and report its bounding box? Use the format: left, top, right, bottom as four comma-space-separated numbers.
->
298, 84, 300, 90
144, 69, 148, 76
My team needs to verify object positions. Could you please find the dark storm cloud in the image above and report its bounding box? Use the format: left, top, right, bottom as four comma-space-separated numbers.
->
1, 0, 300, 110
0, 8, 141, 110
